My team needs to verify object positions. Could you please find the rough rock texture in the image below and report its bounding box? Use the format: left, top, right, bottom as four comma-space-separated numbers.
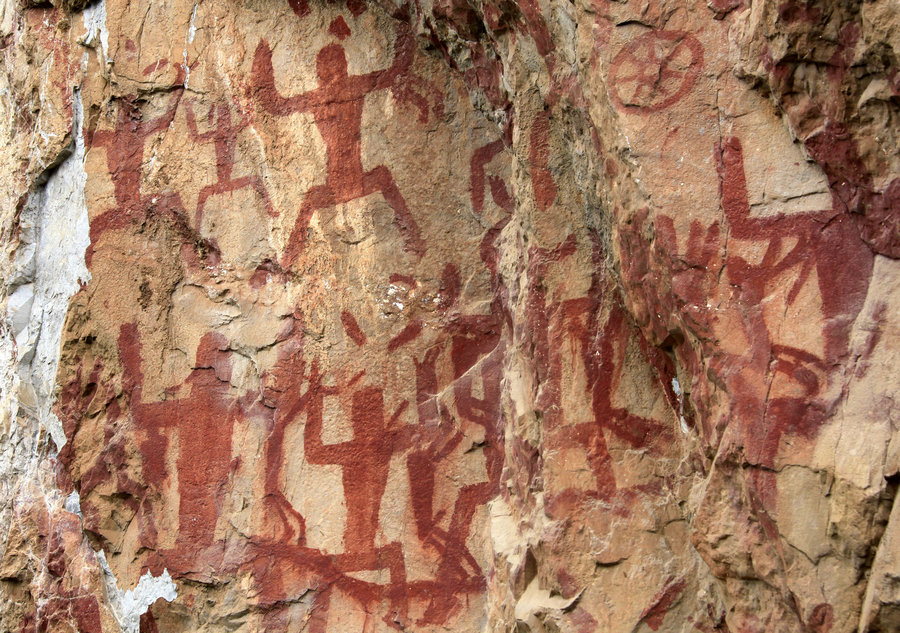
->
0, 0, 897, 632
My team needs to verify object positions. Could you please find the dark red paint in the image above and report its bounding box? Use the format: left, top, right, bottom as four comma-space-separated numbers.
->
609, 31, 704, 114
251, 27, 426, 264
708, 0, 744, 19
328, 15, 351, 40
529, 110, 557, 211
470, 138, 513, 215
185, 99, 275, 228
639, 576, 686, 630
340, 310, 367, 345
287, 0, 309, 18
85, 71, 216, 270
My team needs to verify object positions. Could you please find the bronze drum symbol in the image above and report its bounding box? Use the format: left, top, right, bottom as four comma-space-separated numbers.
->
609, 30, 704, 114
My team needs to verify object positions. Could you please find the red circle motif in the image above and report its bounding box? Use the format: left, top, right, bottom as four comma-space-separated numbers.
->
609, 30, 704, 114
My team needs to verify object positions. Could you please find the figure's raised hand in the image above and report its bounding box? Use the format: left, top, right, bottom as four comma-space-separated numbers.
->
376, 22, 414, 89
251, 40, 312, 115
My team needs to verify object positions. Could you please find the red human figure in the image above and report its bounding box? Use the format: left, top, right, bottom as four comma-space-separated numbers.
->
302, 381, 409, 554
258, 317, 418, 629
374, 263, 506, 624
86, 91, 181, 211
251, 24, 425, 265
413, 348, 505, 625
716, 136, 873, 368
116, 324, 249, 574
522, 235, 674, 522
184, 100, 275, 228
85, 66, 211, 269
257, 328, 319, 545
714, 136, 874, 510
302, 378, 411, 629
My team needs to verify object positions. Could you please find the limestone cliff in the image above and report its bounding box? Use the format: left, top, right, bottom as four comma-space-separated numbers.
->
0, 0, 897, 632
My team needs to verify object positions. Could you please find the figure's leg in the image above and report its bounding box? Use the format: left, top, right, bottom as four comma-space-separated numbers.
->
334, 545, 409, 631
307, 584, 333, 633
363, 166, 425, 257
380, 541, 409, 631
248, 175, 277, 217
282, 185, 333, 269
407, 431, 464, 548
443, 482, 491, 577
570, 423, 617, 501
195, 183, 216, 229
407, 450, 442, 546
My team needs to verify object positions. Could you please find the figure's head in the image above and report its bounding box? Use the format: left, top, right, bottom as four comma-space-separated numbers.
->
316, 44, 348, 83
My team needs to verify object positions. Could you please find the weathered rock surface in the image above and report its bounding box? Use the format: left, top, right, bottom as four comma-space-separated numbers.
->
0, 0, 897, 632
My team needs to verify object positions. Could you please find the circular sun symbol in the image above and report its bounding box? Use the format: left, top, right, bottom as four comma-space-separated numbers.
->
609, 31, 704, 114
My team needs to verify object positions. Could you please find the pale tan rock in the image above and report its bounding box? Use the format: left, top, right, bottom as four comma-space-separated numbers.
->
0, 0, 896, 632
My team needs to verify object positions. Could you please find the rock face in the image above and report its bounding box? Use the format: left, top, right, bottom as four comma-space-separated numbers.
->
0, 0, 897, 632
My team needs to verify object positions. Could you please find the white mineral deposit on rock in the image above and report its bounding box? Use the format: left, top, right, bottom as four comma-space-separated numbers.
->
8, 91, 90, 450
98, 550, 177, 633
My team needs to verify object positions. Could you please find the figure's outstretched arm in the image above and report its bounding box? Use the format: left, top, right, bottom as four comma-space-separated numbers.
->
373, 23, 414, 90
715, 136, 794, 236
139, 90, 184, 137
184, 100, 215, 141
302, 362, 343, 464
85, 128, 111, 150
251, 41, 311, 115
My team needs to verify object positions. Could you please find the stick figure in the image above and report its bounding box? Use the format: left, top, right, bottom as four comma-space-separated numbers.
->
711, 136, 875, 512
87, 81, 182, 213
185, 100, 276, 229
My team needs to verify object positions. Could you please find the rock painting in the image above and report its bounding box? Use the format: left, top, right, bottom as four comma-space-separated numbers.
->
609, 31, 703, 114
251, 22, 426, 265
